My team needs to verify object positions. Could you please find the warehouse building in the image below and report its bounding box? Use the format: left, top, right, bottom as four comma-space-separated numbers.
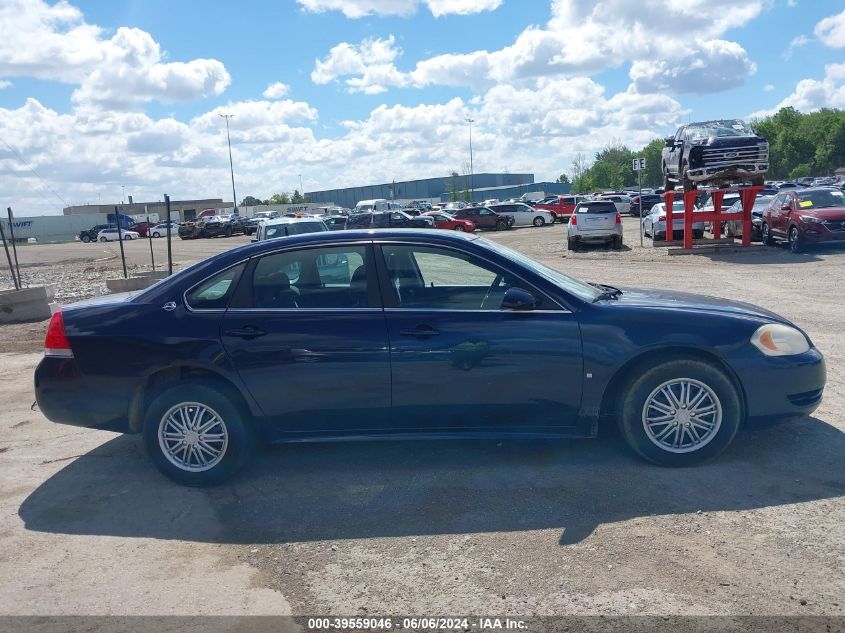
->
63, 198, 234, 222
443, 181, 572, 203
305, 173, 535, 209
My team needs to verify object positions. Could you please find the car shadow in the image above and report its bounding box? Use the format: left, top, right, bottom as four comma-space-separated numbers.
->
19, 417, 845, 546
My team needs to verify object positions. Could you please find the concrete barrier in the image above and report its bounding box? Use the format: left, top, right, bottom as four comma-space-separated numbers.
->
0, 286, 57, 323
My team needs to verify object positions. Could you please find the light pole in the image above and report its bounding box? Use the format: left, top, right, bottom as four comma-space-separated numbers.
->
465, 117, 475, 202
299, 174, 303, 198
219, 114, 239, 214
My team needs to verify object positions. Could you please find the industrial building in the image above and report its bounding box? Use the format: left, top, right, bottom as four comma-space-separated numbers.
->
305, 173, 537, 209
63, 198, 234, 222
441, 181, 572, 203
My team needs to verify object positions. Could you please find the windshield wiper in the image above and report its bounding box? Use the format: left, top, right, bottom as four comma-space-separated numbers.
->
589, 283, 623, 301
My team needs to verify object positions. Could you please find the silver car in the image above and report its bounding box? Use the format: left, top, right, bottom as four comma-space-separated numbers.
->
489, 203, 555, 227
642, 201, 705, 241
567, 200, 623, 250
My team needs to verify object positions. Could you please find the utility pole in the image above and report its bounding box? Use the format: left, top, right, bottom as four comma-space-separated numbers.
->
466, 117, 475, 202
219, 114, 238, 214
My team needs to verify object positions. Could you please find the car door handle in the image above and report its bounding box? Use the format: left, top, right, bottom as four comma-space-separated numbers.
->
399, 326, 440, 337
225, 327, 267, 339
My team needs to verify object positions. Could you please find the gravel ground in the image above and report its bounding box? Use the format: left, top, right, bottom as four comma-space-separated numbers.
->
0, 220, 843, 619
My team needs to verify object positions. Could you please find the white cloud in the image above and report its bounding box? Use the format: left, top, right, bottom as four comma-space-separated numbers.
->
312, 36, 408, 93
764, 83, 774, 92
314, 0, 765, 94
750, 62, 845, 118
815, 9, 845, 48
262, 82, 290, 99
782, 34, 809, 60
630, 40, 756, 94
0, 0, 229, 110
296, 0, 501, 18
0, 80, 11, 89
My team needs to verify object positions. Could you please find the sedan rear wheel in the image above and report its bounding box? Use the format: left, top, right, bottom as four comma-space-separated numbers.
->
143, 383, 255, 486
619, 359, 741, 466
153, 232, 161, 238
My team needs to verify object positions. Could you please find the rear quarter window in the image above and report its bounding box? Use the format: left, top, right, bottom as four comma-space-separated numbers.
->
185, 263, 246, 310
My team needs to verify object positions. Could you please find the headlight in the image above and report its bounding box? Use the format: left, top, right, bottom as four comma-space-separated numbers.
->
751, 324, 810, 356
799, 215, 821, 223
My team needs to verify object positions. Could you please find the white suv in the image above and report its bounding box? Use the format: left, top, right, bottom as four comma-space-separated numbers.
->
567, 200, 623, 250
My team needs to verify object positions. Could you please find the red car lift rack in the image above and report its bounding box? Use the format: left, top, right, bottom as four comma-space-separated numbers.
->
663, 185, 763, 249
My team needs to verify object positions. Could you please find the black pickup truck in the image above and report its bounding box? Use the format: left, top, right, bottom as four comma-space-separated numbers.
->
662, 119, 768, 192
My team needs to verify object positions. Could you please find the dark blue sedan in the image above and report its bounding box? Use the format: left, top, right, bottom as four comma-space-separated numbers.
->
34, 230, 825, 485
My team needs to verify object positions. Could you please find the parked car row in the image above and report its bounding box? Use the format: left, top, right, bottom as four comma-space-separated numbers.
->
179, 215, 247, 240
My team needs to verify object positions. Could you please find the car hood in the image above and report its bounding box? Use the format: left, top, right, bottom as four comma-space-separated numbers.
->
799, 206, 845, 220
611, 287, 791, 324
696, 135, 764, 147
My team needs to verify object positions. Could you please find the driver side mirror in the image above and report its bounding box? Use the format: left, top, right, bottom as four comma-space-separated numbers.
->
781, 203, 792, 211
501, 287, 537, 311
664, 137, 675, 147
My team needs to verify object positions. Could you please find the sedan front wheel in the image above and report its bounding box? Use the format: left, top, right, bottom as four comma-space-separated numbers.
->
454, 225, 465, 232
618, 359, 741, 466
533, 216, 545, 227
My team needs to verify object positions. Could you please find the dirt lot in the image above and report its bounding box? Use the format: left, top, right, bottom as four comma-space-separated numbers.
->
1, 220, 843, 619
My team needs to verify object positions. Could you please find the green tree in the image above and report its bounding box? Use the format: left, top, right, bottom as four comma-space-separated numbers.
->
291, 190, 306, 204
269, 193, 290, 205
556, 173, 570, 184
240, 195, 264, 207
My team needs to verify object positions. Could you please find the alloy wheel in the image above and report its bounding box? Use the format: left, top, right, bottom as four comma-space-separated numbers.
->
158, 402, 229, 472
641, 378, 722, 453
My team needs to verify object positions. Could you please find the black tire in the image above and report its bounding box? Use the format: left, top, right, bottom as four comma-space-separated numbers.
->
142, 382, 256, 486
495, 220, 507, 231
99, 237, 107, 242
567, 237, 578, 251
454, 225, 465, 232
789, 225, 804, 254
81, 234, 91, 243
682, 162, 696, 192
533, 216, 545, 227
751, 175, 765, 187
663, 166, 674, 192
618, 359, 742, 466
761, 222, 774, 246
612, 235, 623, 249
153, 232, 161, 238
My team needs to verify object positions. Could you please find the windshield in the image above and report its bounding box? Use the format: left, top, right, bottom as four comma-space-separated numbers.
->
797, 189, 845, 209
476, 237, 602, 302
688, 120, 754, 139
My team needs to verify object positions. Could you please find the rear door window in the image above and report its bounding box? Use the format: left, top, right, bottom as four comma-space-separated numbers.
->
246, 245, 371, 309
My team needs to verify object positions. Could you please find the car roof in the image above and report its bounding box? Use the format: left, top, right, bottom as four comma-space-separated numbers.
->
264, 217, 326, 226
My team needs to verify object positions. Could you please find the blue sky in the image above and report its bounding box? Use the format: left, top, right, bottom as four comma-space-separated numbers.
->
1, 0, 844, 214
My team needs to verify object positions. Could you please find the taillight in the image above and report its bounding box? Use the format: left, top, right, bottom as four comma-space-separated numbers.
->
658, 216, 666, 221
615, 213, 622, 224
44, 311, 73, 358
570, 214, 577, 225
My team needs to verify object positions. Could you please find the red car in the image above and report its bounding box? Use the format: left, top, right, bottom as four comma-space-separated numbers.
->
761, 187, 845, 253
422, 211, 476, 232
132, 221, 155, 237
535, 195, 589, 222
